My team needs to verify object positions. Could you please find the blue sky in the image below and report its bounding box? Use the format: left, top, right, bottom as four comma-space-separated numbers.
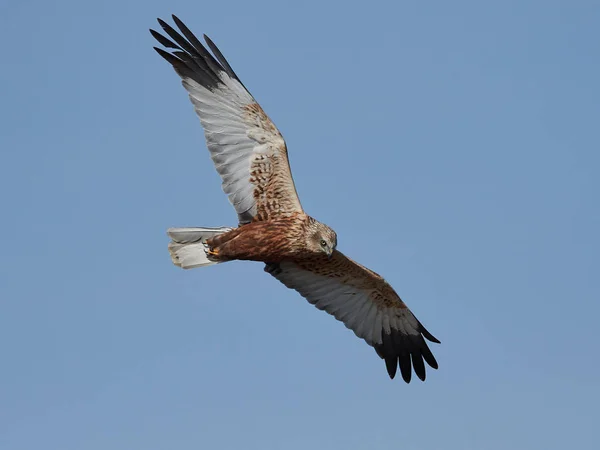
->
1, 0, 599, 449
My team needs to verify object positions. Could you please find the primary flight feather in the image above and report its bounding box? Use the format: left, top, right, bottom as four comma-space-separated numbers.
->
151, 15, 441, 382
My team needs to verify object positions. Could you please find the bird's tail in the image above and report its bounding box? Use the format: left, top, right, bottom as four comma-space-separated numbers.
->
167, 226, 233, 269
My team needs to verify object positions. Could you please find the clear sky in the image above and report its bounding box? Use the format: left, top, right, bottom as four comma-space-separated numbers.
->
1, 1, 599, 449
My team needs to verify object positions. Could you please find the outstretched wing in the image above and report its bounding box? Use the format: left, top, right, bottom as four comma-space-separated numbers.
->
151, 16, 303, 224
265, 251, 440, 382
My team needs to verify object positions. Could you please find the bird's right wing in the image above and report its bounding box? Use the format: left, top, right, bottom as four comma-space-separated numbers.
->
265, 251, 440, 382
151, 16, 303, 224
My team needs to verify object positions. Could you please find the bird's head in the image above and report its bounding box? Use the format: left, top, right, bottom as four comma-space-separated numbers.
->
310, 222, 337, 259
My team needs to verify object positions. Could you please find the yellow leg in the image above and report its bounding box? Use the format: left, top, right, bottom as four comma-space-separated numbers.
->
207, 247, 220, 257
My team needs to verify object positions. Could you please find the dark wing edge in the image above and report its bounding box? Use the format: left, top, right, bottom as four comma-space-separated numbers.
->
150, 15, 248, 95
374, 317, 440, 383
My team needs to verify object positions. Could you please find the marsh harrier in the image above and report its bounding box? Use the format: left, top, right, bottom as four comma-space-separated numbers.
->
151, 16, 441, 382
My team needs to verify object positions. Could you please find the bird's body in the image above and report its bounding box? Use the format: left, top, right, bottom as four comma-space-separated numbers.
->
152, 15, 441, 382
205, 213, 336, 263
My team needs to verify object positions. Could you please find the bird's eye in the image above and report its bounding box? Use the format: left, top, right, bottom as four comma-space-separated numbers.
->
320, 239, 327, 248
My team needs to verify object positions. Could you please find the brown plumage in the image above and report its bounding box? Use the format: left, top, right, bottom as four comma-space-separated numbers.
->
153, 15, 441, 382
206, 213, 336, 262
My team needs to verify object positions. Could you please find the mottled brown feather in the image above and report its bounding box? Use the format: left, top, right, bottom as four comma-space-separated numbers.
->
207, 213, 315, 262
244, 103, 303, 222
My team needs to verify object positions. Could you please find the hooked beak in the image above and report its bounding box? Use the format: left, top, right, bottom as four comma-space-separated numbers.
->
327, 247, 334, 259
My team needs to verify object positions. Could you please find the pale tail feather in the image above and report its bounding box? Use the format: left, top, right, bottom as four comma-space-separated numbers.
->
167, 226, 232, 269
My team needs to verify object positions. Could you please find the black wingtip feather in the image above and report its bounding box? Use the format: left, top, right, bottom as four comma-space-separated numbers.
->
419, 320, 441, 343
150, 29, 180, 50
202, 33, 246, 89
153, 46, 179, 64
420, 339, 439, 370
399, 351, 412, 383
411, 353, 426, 381
385, 358, 397, 379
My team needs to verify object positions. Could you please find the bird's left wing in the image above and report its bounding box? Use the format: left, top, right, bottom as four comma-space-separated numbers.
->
265, 251, 440, 382
151, 16, 303, 224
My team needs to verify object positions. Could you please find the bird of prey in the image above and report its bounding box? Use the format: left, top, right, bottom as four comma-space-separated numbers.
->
151, 15, 441, 382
